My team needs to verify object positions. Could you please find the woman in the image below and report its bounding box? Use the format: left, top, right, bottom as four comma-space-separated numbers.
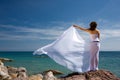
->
73, 21, 100, 71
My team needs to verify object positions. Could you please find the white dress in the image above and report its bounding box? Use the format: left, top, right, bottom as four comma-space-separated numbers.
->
89, 34, 100, 70
33, 26, 100, 72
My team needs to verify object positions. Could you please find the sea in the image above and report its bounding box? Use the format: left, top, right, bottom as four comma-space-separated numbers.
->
0, 51, 120, 77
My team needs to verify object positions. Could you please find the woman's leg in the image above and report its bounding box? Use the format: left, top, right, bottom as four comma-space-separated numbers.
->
90, 54, 95, 70
94, 43, 100, 70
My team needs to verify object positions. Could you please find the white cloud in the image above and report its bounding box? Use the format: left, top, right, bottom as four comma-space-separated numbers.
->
101, 29, 120, 38
0, 24, 65, 40
97, 19, 120, 29
0, 21, 86, 40
0, 23, 120, 41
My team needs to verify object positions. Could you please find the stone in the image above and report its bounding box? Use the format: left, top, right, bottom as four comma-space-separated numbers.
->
0, 58, 13, 62
28, 74, 43, 80
0, 60, 11, 80
43, 69, 63, 75
16, 67, 28, 80
7, 66, 28, 80
43, 71, 57, 80
7, 66, 18, 79
59, 70, 120, 80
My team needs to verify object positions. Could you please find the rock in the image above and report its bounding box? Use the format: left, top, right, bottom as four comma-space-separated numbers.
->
9, 73, 18, 79
59, 70, 120, 80
7, 66, 19, 79
7, 66, 28, 80
43, 71, 57, 80
0, 58, 13, 62
28, 74, 43, 80
7, 66, 18, 73
0, 60, 11, 80
17, 67, 28, 77
14, 67, 28, 80
44, 69, 63, 75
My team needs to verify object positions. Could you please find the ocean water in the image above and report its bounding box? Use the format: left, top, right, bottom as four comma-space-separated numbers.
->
0, 51, 120, 77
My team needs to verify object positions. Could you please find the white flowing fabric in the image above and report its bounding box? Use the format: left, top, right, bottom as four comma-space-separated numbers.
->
33, 26, 90, 72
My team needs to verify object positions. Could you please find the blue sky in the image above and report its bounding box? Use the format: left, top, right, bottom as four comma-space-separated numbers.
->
0, 0, 120, 51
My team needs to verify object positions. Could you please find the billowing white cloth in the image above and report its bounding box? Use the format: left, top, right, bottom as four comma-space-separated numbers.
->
33, 26, 90, 72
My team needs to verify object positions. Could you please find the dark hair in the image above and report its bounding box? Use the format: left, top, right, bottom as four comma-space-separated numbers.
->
89, 21, 97, 30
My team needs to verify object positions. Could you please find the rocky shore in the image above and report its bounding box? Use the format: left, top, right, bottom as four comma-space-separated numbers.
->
0, 58, 120, 80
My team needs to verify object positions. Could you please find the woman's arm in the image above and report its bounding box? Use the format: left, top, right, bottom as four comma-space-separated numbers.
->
73, 25, 89, 32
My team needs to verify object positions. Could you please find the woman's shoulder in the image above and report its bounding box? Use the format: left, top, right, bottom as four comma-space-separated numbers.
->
96, 29, 100, 34
89, 29, 100, 34
96, 29, 100, 32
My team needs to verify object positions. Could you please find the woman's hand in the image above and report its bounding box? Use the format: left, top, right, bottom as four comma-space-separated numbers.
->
73, 25, 88, 32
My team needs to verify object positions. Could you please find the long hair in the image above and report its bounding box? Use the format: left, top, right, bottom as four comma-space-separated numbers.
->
88, 21, 97, 30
